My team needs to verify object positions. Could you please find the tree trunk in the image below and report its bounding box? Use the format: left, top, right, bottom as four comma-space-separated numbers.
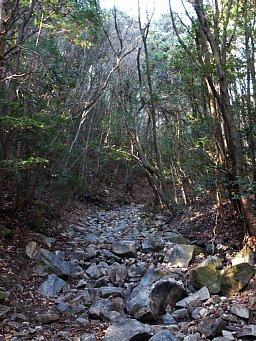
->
193, 0, 256, 235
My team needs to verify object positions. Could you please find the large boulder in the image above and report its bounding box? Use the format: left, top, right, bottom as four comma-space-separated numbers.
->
189, 257, 223, 294
220, 263, 255, 296
126, 270, 186, 322
126, 284, 151, 321
164, 244, 195, 267
149, 279, 187, 318
189, 265, 221, 294
103, 318, 152, 341
126, 270, 164, 321
231, 245, 255, 266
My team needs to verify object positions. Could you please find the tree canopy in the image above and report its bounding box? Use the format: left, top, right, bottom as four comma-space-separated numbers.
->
1, 0, 256, 237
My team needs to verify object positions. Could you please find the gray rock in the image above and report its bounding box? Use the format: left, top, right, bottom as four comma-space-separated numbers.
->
149, 279, 187, 318
128, 266, 147, 279
101, 249, 122, 262
57, 302, 87, 316
80, 248, 98, 261
77, 335, 97, 341
90, 276, 109, 288
142, 236, 164, 253
140, 269, 167, 287
26, 241, 40, 259
165, 244, 195, 267
108, 263, 128, 286
89, 297, 124, 322
161, 232, 191, 244
230, 304, 250, 319
40, 248, 71, 278
200, 256, 223, 269
205, 243, 215, 255
99, 286, 124, 298
191, 306, 209, 319
56, 302, 71, 313
68, 260, 84, 277
221, 330, 235, 340
77, 317, 89, 323
86, 264, 102, 279
73, 288, 101, 306
38, 234, 56, 249
183, 334, 202, 341
149, 330, 178, 340
127, 277, 186, 322
111, 240, 139, 257
221, 263, 255, 296
83, 233, 99, 243
76, 279, 89, 288
104, 318, 152, 341
0, 305, 11, 320
55, 250, 65, 260
212, 336, 235, 341
164, 244, 195, 268
231, 245, 255, 266
237, 324, 256, 337
161, 312, 177, 325
141, 240, 157, 253
38, 274, 66, 297
197, 316, 227, 338
172, 308, 189, 322
176, 287, 210, 307
126, 285, 151, 320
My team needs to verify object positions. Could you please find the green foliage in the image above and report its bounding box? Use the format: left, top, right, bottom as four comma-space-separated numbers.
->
39, 0, 102, 47
0, 157, 49, 173
1, 0, 255, 221
53, 174, 88, 203
0, 116, 45, 130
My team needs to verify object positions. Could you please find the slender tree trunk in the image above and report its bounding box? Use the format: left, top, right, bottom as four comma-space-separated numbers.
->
0, 0, 9, 81
137, 14, 173, 208
244, 0, 256, 200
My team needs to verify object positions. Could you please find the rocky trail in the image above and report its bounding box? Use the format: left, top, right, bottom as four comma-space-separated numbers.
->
1, 203, 256, 341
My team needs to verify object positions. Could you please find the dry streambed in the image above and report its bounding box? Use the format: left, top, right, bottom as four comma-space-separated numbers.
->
1, 204, 256, 340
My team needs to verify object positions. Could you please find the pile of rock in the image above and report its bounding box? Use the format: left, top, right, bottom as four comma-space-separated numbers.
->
2, 205, 255, 340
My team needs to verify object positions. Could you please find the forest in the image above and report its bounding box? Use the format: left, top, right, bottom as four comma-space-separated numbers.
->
0, 1, 256, 339
1, 0, 256, 236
